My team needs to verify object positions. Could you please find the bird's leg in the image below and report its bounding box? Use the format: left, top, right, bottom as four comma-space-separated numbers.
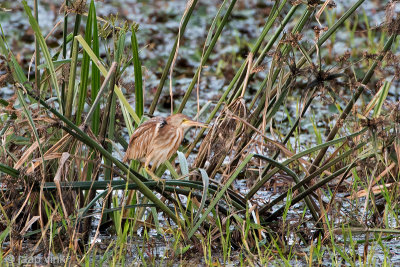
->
144, 165, 165, 190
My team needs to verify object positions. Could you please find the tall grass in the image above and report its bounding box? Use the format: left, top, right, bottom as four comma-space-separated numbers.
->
0, 0, 399, 265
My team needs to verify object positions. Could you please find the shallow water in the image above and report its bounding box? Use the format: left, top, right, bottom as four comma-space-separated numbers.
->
1, 0, 400, 265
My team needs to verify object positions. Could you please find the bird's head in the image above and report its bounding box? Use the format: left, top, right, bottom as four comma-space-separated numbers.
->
166, 113, 207, 130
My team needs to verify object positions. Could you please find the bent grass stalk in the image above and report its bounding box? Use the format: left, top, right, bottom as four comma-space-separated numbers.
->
0, 0, 399, 264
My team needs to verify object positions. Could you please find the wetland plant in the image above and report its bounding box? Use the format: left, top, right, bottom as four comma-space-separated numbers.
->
0, 0, 399, 265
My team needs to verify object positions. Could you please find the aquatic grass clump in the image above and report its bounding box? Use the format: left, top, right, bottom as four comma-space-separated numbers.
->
0, 0, 399, 265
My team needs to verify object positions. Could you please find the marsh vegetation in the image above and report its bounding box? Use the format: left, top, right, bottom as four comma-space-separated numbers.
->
0, 0, 400, 265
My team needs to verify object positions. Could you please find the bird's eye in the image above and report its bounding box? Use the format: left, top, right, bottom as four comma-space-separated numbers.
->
182, 118, 187, 122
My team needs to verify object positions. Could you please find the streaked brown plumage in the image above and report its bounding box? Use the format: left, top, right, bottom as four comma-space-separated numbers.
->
123, 113, 206, 170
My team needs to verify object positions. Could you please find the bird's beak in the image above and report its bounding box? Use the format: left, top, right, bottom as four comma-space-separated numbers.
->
184, 120, 209, 128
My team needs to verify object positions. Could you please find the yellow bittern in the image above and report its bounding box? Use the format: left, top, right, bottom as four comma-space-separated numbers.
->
123, 113, 206, 177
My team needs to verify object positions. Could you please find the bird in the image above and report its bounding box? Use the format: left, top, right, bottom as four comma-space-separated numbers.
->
123, 113, 207, 178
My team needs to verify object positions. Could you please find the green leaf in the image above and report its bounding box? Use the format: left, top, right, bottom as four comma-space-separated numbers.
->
0, 163, 19, 178
65, 37, 79, 120
177, 151, 189, 176
76, 3, 93, 125
131, 29, 143, 120
373, 80, 390, 118
22, 1, 62, 114
193, 168, 209, 224
90, 0, 101, 135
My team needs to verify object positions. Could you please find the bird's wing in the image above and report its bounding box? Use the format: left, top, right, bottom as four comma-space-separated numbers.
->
147, 125, 184, 168
123, 117, 167, 162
